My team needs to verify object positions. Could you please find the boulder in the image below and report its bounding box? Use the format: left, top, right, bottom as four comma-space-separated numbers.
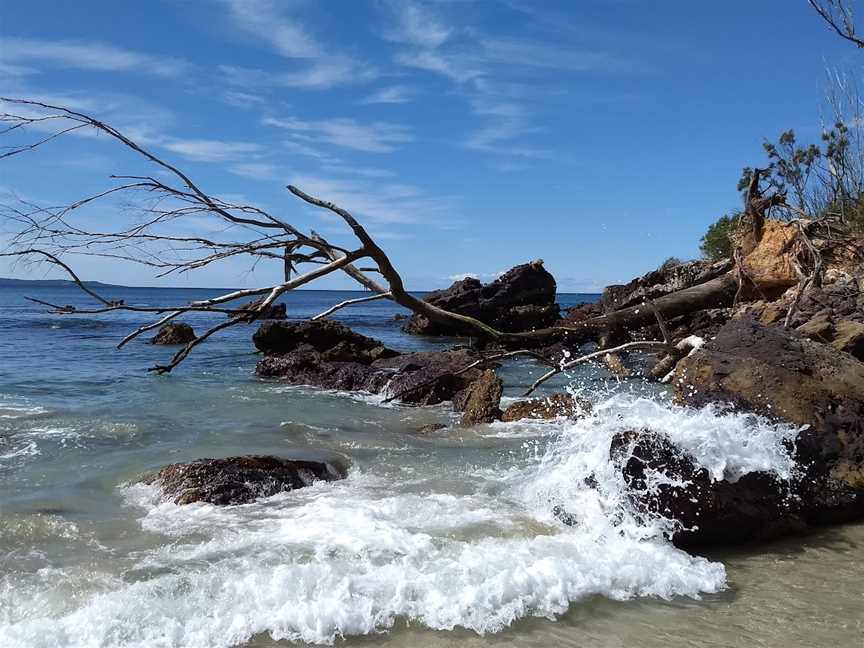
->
610, 431, 809, 547
453, 369, 502, 425
253, 320, 399, 363
674, 317, 864, 489
600, 258, 732, 313
256, 352, 389, 393
145, 454, 347, 505
375, 348, 486, 406
558, 302, 602, 325
501, 393, 591, 422
232, 298, 287, 322
151, 322, 195, 345
404, 260, 559, 336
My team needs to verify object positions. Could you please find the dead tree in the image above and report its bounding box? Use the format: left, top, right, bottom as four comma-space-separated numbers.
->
810, 0, 864, 48
0, 97, 813, 375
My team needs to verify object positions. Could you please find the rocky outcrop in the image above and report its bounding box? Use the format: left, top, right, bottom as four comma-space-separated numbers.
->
254, 320, 489, 406
404, 260, 559, 336
151, 322, 195, 345
600, 258, 733, 313
453, 369, 502, 425
253, 320, 398, 363
374, 349, 487, 406
610, 430, 863, 548
558, 302, 602, 325
501, 393, 591, 422
674, 317, 864, 490
145, 454, 348, 505
232, 298, 287, 322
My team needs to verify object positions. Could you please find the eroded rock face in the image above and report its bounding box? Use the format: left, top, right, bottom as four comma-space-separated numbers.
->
145, 454, 348, 505
600, 258, 733, 313
454, 369, 502, 425
151, 322, 195, 345
610, 431, 805, 547
404, 260, 559, 336
674, 317, 864, 489
501, 393, 591, 422
253, 320, 399, 363
610, 429, 864, 547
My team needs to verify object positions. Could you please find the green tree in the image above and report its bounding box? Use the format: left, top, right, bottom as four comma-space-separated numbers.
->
700, 213, 738, 261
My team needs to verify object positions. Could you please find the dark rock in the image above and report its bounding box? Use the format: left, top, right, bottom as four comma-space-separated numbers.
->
785, 275, 863, 329
601, 258, 732, 313
256, 352, 390, 393
610, 430, 808, 547
151, 322, 195, 345
232, 298, 287, 322
253, 320, 399, 363
404, 260, 559, 336
674, 317, 864, 490
374, 348, 486, 405
453, 369, 502, 425
501, 393, 592, 422
393, 313, 409, 321
415, 423, 447, 434
558, 302, 602, 325
145, 454, 347, 505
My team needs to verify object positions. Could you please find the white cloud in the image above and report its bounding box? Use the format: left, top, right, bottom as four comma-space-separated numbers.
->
220, 61, 377, 91
360, 85, 418, 105
227, 162, 282, 180
385, 2, 452, 48
220, 1, 377, 90
264, 116, 413, 153
394, 50, 481, 83
161, 138, 263, 162
288, 173, 455, 225
0, 37, 191, 77
223, 0, 321, 58
447, 272, 479, 281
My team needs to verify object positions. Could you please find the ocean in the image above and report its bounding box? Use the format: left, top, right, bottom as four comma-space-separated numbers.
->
1, 284, 862, 648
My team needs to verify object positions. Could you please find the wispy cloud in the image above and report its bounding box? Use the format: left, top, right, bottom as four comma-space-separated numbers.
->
289, 173, 455, 225
360, 85, 418, 105
384, 1, 452, 48
160, 138, 263, 162
223, 0, 320, 58
0, 37, 191, 77
220, 0, 376, 89
264, 116, 413, 153
227, 162, 282, 181
447, 272, 479, 281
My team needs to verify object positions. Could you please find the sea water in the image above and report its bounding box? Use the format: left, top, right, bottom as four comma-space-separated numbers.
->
0, 285, 862, 648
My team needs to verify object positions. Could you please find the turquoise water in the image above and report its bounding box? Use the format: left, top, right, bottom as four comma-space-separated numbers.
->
1, 285, 862, 648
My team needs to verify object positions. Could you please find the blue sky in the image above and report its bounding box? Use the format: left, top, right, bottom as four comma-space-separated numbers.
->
0, 0, 858, 291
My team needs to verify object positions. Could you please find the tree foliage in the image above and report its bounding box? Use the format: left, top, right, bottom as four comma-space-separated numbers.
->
699, 213, 738, 261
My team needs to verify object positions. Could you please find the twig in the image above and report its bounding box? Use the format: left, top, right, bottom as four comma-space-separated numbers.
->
311, 291, 393, 320
523, 340, 667, 396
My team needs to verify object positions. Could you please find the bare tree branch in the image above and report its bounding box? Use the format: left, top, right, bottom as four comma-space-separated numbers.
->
311, 291, 393, 320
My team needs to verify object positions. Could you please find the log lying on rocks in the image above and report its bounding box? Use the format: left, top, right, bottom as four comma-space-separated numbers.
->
144, 453, 348, 505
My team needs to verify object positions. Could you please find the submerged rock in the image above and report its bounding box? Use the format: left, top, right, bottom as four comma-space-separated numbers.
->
501, 393, 592, 422
151, 322, 195, 345
233, 299, 287, 322
674, 317, 864, 490
453, 369, 502, 425
146, 454, 348, 505
403, 260, 559, 336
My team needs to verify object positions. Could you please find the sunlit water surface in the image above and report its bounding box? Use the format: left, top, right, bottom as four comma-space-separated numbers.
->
0, 285, 861, 648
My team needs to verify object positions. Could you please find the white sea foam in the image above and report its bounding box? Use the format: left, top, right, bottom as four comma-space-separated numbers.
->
0, 394, 801, 648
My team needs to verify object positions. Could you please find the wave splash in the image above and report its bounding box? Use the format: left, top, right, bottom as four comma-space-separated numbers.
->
1, 394, 799, 647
